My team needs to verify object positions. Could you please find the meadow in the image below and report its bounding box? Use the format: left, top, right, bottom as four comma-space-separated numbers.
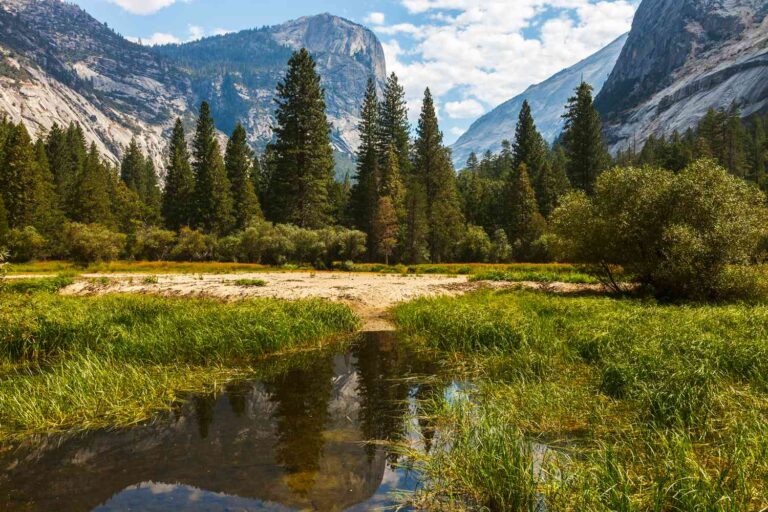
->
0, 277, 357, 440
394, 289, 768, 511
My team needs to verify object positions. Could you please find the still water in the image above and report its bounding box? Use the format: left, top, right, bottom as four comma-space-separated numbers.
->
0, 332, 449, 512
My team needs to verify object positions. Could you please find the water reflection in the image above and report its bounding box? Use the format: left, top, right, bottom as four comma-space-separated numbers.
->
0, 331, 445, 512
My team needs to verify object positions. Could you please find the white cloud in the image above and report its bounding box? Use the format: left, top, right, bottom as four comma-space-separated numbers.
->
445, 99, 485, 118
364, 12, 386, 25
211, 28, 234, 36
187, 24, 205, 41
450, 126, 466, 136
126, 32, 181, 45
108, 0, 184, 15
377, 0, 638, 122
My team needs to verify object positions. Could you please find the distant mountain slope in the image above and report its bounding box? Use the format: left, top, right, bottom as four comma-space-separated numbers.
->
450, 34, 628, 168
0, 1, 385, 169
155, 13, 387, 155
595, 0, 768, 152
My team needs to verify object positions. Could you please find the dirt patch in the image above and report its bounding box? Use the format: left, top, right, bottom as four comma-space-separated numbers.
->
58, 273, 607, 331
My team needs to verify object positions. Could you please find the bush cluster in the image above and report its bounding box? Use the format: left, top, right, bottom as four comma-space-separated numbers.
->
0, 220, 367, 266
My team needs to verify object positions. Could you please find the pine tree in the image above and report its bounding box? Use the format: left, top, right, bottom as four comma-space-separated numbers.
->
266, 49, 334, 228
535, 158, 570, 218
465, 152, 479, 172
512, 100, 548, 180
413, 88, 465, 262
72, 143, 114, 226
378, 73, 411, 175
349, 78, 380, 254
225, 122, 262, 230
193, 101, 234, 235
372, 196, 398, 265
120, 139, 146, 196
0, 195, 8, 242
163, 119, 196, 230
0, 124, 58, 232
748, 116, 767, 188
507, 164, 545, 260
561, 82, 609, 194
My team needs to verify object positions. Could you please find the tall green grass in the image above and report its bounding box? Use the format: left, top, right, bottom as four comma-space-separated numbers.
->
394, 290, 768, 510
0, 290, 358, 439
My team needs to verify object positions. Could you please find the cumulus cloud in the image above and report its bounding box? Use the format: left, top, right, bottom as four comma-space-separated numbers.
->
364, 12, 386, 25
108, 0, 185, 15
445, 99, 485, 118
126, 32, 180, 45
378, 0, 637, 122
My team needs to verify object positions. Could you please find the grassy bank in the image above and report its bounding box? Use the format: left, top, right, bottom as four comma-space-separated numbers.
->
394, 290, 768, 510
0, 279, 358, 440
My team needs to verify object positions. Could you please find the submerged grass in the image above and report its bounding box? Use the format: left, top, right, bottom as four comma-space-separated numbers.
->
394, 290, 768, 510
0, 289, 358, 440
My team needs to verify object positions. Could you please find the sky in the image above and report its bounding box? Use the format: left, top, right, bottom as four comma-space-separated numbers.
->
70, 0, 639, 144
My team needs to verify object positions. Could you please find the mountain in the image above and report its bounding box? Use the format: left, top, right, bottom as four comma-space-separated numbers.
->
0, 0, 386, 169
450, 34, 628, 169
595, 0, 768, 153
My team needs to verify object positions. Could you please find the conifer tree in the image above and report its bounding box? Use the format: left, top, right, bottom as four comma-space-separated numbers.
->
225, 122, 262, 230
561, 82, 609, 194
512, 100, 548, 181
0, 124, 58, 232
465, 152, 479, 172
372, 196, 398, 265
349, 78, 380, 254
266, 49, 335, 228
120, 139, 161, 223
507, 164, 545, 260
193, 101, 234, 235
413, 88, 465, 262
72, 143, 114, 226
0, 195, 8, 242
378, 73, 411, 175
162, 119, 196, 230
535, 158, 570, 218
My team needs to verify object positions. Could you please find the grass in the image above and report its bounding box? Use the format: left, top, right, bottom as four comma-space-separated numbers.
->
394, 290, 768, 510
0, 285, 358, 440
469, 268, 600, 284
232, 278, 267, 287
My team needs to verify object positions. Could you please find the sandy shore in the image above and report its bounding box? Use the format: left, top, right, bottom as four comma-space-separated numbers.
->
56, 272, 605, 330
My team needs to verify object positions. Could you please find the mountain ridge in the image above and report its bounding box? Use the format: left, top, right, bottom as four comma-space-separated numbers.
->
450, 34, 628, 168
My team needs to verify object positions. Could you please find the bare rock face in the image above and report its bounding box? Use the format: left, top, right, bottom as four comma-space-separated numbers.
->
450, 34, 627, 168
0, 1, 386, 170
595, 0, 768, 152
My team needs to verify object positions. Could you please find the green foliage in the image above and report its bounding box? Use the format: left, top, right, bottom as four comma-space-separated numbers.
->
507, 164, 547, 261
120, 138, 161, 223
349, 78, 380, 250
62, 222, 126, 264
192, 101, 234, 236
232, 278, 267, 287
131, 226, 177, 261
512, 100, 548, 181
458, 225, 492, 263
561, 82, 610, 194
266, 49, 335, 228
552, 160, 768, 299
162, 118, 196, 231
5, 226, 47, 262
225, 123, 262, 230
170, 227, 217, 262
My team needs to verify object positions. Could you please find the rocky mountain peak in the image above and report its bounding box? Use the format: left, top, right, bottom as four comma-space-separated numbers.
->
595, 0, 768, 151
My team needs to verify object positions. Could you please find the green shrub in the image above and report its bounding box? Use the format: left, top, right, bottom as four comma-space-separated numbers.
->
171, 227, 216, 262
6, 226, 48, 263
132, 226, 177, 261
459, 225, 492, 263
552, 160, 768, 299
62, 223, 126, 264
232, 278, 266, 287
216, 234, 243, 262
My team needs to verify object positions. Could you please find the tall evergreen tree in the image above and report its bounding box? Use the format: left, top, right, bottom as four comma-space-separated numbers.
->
412, 88, 465, 262
372, 196, 398, 265
349, 78, 380, 254
71, 143, 114, 226
534, 159, 570, 218
465, 152, 479, 173
378, 73, 411, 175
0, 195, 8, 242
0, 124, 58, 232
225, 123, 262, 230
192, 101, 234, 235
120, 139, 161, 223
266, 49, 335, 228
512, 100, 548, 181
561, 82, 609, 194
507, 164, 545, 260
163, 119, 196, 230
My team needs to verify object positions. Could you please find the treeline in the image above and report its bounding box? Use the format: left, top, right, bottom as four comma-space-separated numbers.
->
1, 44, 765, 267
615, 104, 768, 188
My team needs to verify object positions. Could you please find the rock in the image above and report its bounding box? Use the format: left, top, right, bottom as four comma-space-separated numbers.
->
595, 0, 768, 153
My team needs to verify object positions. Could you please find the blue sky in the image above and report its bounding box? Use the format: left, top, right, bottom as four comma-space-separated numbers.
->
71, 0, 639, 143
